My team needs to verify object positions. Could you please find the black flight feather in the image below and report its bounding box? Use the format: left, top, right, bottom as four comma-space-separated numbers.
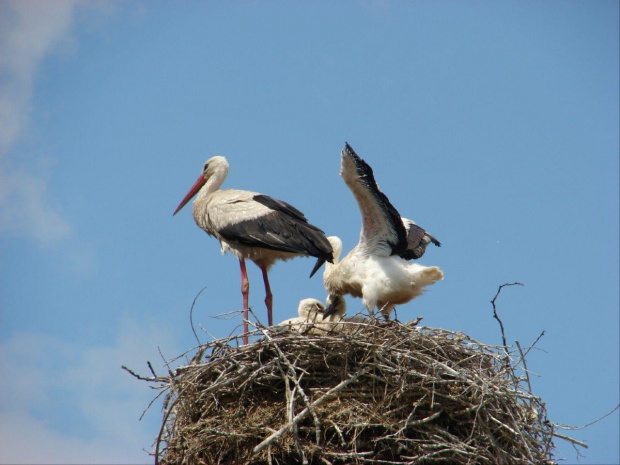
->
401, 223, 441, 260
343, 143, 408, 258
218, 194, 333, 273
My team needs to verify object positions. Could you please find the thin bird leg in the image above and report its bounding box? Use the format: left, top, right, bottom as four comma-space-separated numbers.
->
380, 303, 395, 321
239, 258, 250, 345
260, 265, 273, 326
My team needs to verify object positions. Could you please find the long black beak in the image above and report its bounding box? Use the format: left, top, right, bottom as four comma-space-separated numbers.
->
323, 300, 338, 318
309, 257, 325, 278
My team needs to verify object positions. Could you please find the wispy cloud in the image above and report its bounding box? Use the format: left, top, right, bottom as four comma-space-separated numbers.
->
0, 319, 179, 463
0, 161, 71, 245
0, 0, 86, 245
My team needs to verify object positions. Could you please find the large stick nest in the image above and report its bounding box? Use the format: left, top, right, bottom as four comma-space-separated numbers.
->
133, 318, 568, 465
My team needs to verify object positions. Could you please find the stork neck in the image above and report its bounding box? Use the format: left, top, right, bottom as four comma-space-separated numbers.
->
329, 248, 341, 266
323, 248, 340, 281
200, 165, 228, 199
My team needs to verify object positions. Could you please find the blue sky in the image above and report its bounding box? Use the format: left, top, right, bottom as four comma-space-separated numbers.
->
0, 1, 618, 463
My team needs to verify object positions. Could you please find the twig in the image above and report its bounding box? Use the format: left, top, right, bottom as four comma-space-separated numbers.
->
138, 388, 168, 422
260, 326, 323, 447
522, 330, 546, 359
491, 282, 524, 367
189, 286, 207, 346
552, 431, 589, 449
515, 341, 533, 397
210, 308, 245, 320
555, 404, 620, 431
405, 410, 443, 427
253, 366, 371, 454
155, 394, 181, 465
121, 364, 163, 382
198, 323, 217, 341
147, 361, 157, 378
157, 346, 174, 377
281, 363, 305, 462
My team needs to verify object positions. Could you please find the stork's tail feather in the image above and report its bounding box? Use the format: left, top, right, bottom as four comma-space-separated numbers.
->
429, 234, 441, 247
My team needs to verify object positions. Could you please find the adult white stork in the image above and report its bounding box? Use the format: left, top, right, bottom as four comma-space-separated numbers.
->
173, 156, 333, 344
322, 143, 443, 320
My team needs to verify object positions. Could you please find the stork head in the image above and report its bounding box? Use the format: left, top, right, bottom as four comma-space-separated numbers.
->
323, 294, 346, 319
326, 236, 343, 263
297, 298, 325, 319
173, 156, 229, 215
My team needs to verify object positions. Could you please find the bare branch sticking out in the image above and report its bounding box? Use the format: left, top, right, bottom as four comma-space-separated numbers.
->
491, 282, 524, 368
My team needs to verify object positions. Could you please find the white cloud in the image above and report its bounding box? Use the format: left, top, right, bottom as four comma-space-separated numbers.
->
0, 320, 180, 464
0, 162, 71, 244
0, 0, 83, 151
0, 0, 87, 245
0, 331, 73, 410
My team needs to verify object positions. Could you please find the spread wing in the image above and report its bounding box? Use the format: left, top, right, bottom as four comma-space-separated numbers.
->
340, 143, 408, 257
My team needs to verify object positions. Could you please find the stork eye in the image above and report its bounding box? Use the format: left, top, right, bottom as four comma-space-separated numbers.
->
203, 163, 209, 172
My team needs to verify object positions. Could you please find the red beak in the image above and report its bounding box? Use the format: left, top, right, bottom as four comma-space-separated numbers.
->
173, 174, 206, 215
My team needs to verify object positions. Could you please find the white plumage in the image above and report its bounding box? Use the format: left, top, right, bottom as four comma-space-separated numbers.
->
323, 236, 443, 319
277, 298, 329, 334
173, 156, 333, 343
277, 294, 364, 335
322, 144, 443, 320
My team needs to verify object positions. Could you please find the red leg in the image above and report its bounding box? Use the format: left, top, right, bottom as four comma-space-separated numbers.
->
239, 258, 249, 345
260, 265, 273, 326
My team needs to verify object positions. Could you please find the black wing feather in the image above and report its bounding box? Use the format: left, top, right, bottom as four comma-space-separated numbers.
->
402, 223, 441, 260
218, 194, 333, 265
343, 143, 408, 257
